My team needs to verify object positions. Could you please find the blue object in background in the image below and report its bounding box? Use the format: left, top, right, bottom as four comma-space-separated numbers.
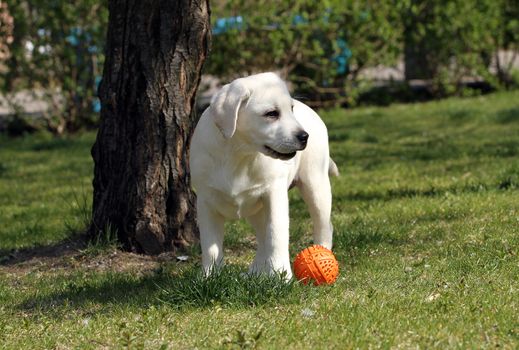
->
291, 14, 308, 26
92, 99, 101, 113
63, 27, 102, 113
334, 39, 352, 75
213, 16, 245, 35
92, 76, 102, 113
65, 27, 82, 46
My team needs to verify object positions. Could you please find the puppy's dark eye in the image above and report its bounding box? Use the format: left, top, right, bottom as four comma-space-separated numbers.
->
264, 110, 280, 118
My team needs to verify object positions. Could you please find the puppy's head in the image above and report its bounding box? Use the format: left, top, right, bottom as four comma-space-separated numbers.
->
210, 72, 308, 160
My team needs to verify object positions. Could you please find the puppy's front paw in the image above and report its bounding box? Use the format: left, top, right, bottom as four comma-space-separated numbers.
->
248, 259, 293, 280
202, 258, 224, 277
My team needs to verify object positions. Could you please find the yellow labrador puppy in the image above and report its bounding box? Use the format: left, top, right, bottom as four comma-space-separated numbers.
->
190, 72, 338, 279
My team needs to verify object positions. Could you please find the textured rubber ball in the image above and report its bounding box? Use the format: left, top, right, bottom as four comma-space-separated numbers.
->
293, 245, 339, 285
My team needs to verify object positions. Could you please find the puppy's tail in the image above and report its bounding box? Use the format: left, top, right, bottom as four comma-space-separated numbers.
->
329, 158, 340, 177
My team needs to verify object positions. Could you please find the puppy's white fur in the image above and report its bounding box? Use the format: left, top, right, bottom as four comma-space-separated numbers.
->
190, 72, 337, 278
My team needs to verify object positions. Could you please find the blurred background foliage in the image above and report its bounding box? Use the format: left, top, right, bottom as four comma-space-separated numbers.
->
401, 0, 519, 94
0, 0, 518, 134
1, 0, 108, 134
208, 0, 402, 106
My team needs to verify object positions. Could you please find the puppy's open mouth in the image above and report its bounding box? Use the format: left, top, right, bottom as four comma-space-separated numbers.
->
264, 146, 297, 160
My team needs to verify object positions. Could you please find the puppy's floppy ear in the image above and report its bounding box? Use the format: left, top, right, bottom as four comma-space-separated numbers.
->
210, 80, 250, 139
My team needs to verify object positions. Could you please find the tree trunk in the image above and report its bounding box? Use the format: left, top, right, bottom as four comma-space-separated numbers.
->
403, 27, 435, 81
403, 2, 435, 81
90, 0, 211, 254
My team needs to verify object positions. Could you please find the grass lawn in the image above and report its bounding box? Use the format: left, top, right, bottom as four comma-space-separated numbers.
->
0, 91, 518, 349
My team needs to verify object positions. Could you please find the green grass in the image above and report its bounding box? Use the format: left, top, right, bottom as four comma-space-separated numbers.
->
1, 91, 518, 349
0, 132, 94, 250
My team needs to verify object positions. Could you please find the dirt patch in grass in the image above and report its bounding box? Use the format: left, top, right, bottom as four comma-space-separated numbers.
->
0, 236, 184, 276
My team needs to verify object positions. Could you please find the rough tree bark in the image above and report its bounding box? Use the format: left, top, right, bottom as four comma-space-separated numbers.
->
90, 0, 211, 254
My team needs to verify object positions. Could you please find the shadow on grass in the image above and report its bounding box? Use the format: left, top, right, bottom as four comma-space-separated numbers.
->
8, 207, 420, 319
0, 162, 7, 176
0, 132, 95, 152
17, 267, 172, 315
339, 179, 517, 203
333, 220, 409, 257
16, 264, 308, 318
31, 137, 85, 151
496, 107, 519, 124
0, 235, 87, 265
447, 109, 475, 122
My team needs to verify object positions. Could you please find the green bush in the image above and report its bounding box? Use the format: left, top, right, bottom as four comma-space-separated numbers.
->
1, 0, 517, 124
209, 0, 518, 104
399, 0, 518, 94
207, 0, 402, 106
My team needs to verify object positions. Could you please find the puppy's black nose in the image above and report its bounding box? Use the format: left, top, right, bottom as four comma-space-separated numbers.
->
296, 131, 309, 145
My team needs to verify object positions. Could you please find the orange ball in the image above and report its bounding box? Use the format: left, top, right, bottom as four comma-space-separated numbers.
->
293, 245, 339, 285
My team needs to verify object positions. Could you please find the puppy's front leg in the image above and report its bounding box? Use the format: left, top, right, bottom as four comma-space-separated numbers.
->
197, 197, 225, 275
261, 184, 293, 279
299, 174, 333, 249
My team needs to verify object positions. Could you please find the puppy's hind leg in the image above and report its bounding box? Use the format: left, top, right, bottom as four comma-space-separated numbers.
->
298, 174, 333, 249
